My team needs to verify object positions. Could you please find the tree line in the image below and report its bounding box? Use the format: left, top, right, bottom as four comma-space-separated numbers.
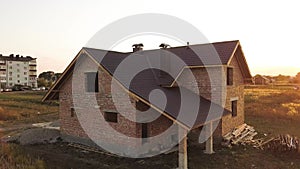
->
254, 72, 300, 84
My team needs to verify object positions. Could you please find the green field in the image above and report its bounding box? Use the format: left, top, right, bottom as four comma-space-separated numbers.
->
0, 87, 299, 169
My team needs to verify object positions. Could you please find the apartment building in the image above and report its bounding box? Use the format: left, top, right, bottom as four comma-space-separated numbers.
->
0, 54, 37, 88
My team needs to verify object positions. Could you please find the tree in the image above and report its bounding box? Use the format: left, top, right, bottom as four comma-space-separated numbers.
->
295, 72, 300, 83
38, 71, 55, 81
37, 78, 48, 87
37, 71, 62, 87
54, 73, 62, 81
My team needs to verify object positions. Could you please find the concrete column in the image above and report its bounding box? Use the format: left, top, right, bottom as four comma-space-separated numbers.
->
204, 121, 215, 154
178, 127, 188, 169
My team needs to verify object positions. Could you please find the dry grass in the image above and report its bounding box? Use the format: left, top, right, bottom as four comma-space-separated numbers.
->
0, 91, 56, 169
245, 85, 300, 138
0, 107, 19, 121
0, 91, 58, 126
0, 143, 45, 169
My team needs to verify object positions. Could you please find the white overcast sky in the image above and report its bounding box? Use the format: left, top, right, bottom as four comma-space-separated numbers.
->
0, 0, 299, 76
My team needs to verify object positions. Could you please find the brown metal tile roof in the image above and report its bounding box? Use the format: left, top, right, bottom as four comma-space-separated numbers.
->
161, 40, 239, 66
127, 68, 231, 128
84, 40, 242, 86
83, 43, 236, 128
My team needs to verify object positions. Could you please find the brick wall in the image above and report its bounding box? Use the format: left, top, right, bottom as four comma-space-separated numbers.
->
176, 66, 226, 105
221, 46, 245, 135
59, 54, 173, 149
176, 45, 245, 137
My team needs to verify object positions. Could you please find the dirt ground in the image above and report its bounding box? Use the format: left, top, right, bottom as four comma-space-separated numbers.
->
21, 143, 177, 169
17, 142, 300, 169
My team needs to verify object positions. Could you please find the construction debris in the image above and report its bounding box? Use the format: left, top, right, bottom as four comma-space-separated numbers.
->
222, 124, 300, 153
262, 134, 300, 153
222, 123, 258, 147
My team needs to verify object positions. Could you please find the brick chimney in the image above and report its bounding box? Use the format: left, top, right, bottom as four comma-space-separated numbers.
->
132, 43, 144, 52
159, 43, 171, 83
159, 43, 170, 49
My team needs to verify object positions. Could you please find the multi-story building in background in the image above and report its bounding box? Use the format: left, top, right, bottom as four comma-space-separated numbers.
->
0, 54, 37, 88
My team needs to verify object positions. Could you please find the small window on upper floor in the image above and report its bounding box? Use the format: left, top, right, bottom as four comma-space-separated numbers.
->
85, 72, 99, 93
227, 67, 233, 86
104, 111, 118, 123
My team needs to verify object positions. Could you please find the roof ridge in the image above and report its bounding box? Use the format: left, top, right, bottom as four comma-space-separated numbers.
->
83, 40, 240, 53
82, 47, 131, 54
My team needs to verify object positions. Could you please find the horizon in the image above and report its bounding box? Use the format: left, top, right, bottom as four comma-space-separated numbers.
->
0, 0, 299, 76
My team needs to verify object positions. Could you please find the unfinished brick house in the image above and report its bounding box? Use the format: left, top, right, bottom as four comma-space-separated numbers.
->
43, 40, 251, 168
253, 74, 271, 85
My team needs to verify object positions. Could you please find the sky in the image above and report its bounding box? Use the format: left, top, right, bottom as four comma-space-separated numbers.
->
0, 0, 299, 76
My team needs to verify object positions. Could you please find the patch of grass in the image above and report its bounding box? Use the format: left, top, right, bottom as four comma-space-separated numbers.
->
245, 85, 300, 138
0, 92, 55, 168
0, 91, 59, 126
0, 143, 45, 169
